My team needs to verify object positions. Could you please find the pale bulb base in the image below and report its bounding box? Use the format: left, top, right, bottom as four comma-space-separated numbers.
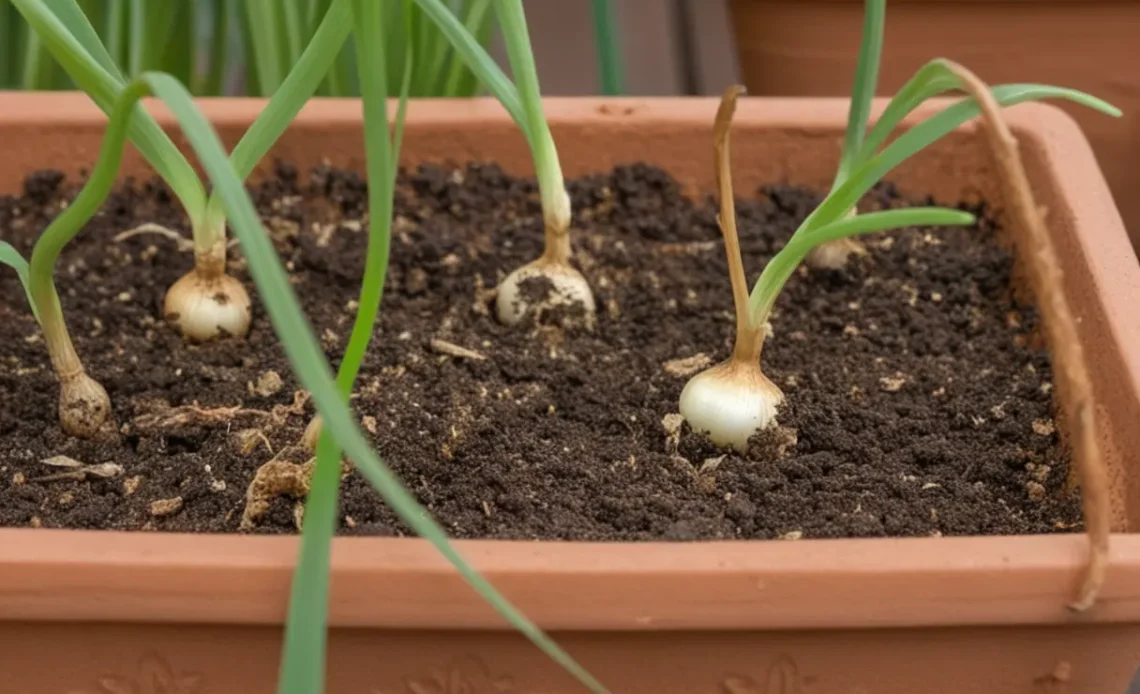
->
58, 372, 113, 438
805, 237, 866, 270
164, 270, 252, 342
496, 262, 595, 329
679, 360, 784, 452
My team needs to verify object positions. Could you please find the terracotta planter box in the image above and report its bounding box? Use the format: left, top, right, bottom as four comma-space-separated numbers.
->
2, 93, 1140, 693
728, 0, 1140, 252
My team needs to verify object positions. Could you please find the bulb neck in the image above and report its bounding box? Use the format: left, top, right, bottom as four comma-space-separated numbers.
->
539, 188, 573, 266
38, 293, 85, 383
194, 240, 227, 281
731, 321, 766, 366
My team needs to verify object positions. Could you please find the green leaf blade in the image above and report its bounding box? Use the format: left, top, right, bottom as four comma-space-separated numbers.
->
752, 207, 976, 324
795, 82, 1121, 256
11, 0, 207, 226
411, 0, 526, 128
134, 70, 608, 694
0, 241, 39, 322
833, 0, 884, 186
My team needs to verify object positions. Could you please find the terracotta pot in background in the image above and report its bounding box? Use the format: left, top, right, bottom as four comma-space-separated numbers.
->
1, 94, 1140, 692
729, 0, 1140, 252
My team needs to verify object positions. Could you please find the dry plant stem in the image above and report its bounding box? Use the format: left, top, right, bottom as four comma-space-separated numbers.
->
38, 289, 112, 438
715, 86, 765, 365
944, 62, 1110, 612
678, 86, 783, 452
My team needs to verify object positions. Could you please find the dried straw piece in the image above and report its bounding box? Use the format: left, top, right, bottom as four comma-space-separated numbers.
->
943, 61, 1110, 611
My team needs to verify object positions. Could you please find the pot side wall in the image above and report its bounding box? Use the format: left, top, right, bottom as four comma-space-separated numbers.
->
4, 621, 1140, 693
730, 0, 1140, 251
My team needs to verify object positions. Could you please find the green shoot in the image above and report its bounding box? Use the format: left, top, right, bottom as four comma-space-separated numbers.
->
412, 0, 596, 327
282, 4, 604, 691
279, 0, 409, 688
680, 85, 975, 451
8, 80, 157, 438
683, 66, 1118, 452
0, 242, 38, 323
749, 76, 1119, 325
833, 0, 884, 190
805, 0, 884, 269
51, 68, 609, 694
12, 0, 351, 342
591, 0, 624, 96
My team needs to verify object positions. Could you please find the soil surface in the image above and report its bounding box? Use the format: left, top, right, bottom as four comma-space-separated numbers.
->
0, 163, 1079, 540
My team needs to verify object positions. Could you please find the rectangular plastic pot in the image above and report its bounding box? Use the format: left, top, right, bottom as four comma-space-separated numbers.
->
1, 93, 1140, 693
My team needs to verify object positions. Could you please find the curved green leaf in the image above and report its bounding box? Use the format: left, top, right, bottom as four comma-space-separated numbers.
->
800, 82, 1120, 246
124, 70, 607, 694
751, 207, 975, 322
858, 59, 1121, 168
204, 0, 354, 227
11, 0, 206, 226
0, 241, 38, 323
411, 0, 526, 131
833, 0, 884, 187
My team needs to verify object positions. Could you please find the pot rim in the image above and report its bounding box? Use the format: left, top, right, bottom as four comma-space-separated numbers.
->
0, 93, 1137, 633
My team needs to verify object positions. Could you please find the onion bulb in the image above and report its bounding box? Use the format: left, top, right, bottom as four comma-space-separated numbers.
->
164, 269, 252, 342
679, 359, 783, 452
495, 260, 595, 327
677, 84, 786, 452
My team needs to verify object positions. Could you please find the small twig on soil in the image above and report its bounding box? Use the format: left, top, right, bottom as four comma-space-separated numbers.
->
133, 401, 272, 432
112, 223, 195, 252
271, 390, 311, 423
32, 455, 123, 482
113, 223, 241, 252
429, 338, 487, 361
945, 62, 1110, 612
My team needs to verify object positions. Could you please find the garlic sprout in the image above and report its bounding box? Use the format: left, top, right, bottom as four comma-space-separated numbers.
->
162, 226, 253, 342
679, 86, 782, 451
680, 84, 981, 452
4, 81, 158, 437
12, 0, 354, 343
804, 0, 884, 270
491, 0, 594, 328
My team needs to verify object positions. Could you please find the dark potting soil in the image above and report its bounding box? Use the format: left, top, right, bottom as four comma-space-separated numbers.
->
0, 163, 1079, 540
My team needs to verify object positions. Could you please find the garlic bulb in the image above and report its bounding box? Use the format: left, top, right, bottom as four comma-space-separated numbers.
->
804, 236, 866, 270
805, 208, 863, 270
164, 270, 252, 342
679, 360, 784, 452
57, 371, 112, 438
496, 261, 594, 327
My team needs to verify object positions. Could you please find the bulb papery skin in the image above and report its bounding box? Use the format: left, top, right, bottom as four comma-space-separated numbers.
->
805, 236, 866, 270
58, 372, 112, 438
164, 270, 253, 342
495, 262, 595, 328
805, 207, 863, 270
300, 415, 322, 453
679, 360, 784, 452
